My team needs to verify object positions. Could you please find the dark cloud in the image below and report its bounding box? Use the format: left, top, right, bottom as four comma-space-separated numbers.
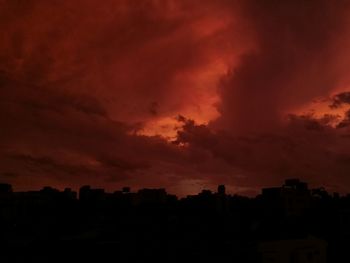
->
6, 153, 89, 175
213, 0, 350, 133
149, 102, 159, 116
1, 0, 350, 196
0, 172, 18, 179
0, 0, 240, 124
330, 92, 350, 108
336, 109, 350, 129
97, 156, 149, 171
0, 74, 107, 117
177, 114, 350, 193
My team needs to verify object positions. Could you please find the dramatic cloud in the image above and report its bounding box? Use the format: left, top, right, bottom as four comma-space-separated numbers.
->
2, 0, 350, 196
0, 0, 246, 131
330, 92, 350, 108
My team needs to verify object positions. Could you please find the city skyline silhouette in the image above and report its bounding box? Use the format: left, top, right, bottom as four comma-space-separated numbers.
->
2, 1, 350, 262
1, 178, 350, 262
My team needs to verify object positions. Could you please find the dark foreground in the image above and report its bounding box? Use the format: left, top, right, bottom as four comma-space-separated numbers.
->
1, 179, 349, 263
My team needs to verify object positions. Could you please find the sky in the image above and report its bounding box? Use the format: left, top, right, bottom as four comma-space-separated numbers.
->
2, 0, 350, 196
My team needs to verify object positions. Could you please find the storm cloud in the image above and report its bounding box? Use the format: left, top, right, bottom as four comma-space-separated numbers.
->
2, 0, 350, 196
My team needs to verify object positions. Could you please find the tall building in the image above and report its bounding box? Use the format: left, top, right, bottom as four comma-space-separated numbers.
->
79, 185, 105, 202
217, 185, 226, 195
0, 183, 12, 194
261, 179, 311, 217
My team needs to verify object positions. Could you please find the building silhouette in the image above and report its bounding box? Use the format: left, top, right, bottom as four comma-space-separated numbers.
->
0, 179, 349, 262
261, 178, 311, 217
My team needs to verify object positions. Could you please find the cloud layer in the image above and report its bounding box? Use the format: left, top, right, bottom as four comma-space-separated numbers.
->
2, 0, 350, 196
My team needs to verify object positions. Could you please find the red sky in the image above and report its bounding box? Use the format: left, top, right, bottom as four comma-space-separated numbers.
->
2, 0, 350, 196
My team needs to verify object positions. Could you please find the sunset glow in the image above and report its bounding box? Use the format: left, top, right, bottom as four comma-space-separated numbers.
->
2, 0, 350, 196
